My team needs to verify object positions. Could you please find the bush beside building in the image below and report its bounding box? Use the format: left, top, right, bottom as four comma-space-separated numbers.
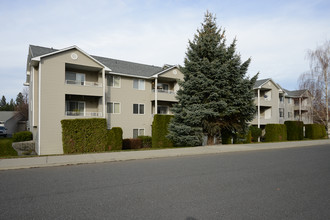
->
284, 121, 304, 141
264, 124, 287, 142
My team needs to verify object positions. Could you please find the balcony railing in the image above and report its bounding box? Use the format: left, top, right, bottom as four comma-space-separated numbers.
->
66, 80, 102, 87
66, 111, 103, 117
152, 89, 175, 94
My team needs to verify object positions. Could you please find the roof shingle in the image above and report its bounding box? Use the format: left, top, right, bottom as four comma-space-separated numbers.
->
29, 45, 164, 78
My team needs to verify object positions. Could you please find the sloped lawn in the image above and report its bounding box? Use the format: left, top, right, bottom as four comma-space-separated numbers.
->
0, 138, 18, 157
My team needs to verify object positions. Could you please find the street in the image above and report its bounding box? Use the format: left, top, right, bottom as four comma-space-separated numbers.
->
1, 144, 330, 219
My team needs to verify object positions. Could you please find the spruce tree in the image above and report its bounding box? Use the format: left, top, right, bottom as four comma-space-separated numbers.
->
167, 11, 257, 146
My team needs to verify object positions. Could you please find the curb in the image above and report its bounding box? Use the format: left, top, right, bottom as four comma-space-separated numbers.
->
0, 139, 329, 170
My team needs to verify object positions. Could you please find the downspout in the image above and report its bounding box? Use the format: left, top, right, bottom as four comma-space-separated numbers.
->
38, 62, 41, 155
299, 97, 302, 121
257, 88, 260, 142
155, 77, 158, 115
102, 69, 106, 118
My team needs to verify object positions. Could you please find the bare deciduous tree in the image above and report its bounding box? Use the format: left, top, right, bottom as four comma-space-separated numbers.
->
299, 40, 330, 134
15, 87, 29, 121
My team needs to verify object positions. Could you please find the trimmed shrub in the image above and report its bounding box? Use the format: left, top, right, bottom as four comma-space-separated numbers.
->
138, 136, 152, 148
152, 115, 173, 148
122, 138, 142, 149
305, 124, 327, 139
250, 126, 262, 142
12, 131, 33, 142
244, 129, 252, 143
264, 124, 287, 142
61, 118, 107, 154
285, 121, 304, 140
106, 127, 123, 151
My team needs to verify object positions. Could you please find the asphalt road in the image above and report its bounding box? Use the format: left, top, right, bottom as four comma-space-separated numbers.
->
1, 145, 330, 219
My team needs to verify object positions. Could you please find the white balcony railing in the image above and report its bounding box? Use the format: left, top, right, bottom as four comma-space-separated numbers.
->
66, 80, 102, 87
66, 111, 103, 117
152, 89, 175, 94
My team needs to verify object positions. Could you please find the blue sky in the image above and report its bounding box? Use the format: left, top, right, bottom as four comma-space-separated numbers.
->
1, 0, 329, 100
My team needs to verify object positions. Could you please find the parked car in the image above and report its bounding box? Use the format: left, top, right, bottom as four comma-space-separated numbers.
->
0, 126, 7, 137
0, 121, 4, 126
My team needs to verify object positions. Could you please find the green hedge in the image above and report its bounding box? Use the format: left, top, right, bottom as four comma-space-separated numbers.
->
250, 126, 262, 142
122, 138, 142, 149
107, 127, 123, 151
305, 124, 327, 139
285, 121, 304, 140
138, 136, 152, 148
244, 129, 252, 143
61, 118, 107, 154
264, 124, 287, 142
152, 115, 173, 148
12, 131, 33, 142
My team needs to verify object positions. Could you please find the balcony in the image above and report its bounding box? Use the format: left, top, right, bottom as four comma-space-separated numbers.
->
65, 111, 103, 117
151, 89, 177, 102
66, 80, 102, 87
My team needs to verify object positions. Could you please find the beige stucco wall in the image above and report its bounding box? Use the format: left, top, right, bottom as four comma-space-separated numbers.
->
106, 75, 153, 138
160, 68, 184, 81
38, 49, 104, 155
251, 81, 280, 125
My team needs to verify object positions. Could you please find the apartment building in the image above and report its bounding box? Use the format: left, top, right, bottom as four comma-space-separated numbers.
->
25, 45, 183, 155
251, 78, 313, 129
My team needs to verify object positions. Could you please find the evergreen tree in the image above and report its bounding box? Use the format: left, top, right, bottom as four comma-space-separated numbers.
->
16, 92, 24, 106
167, 11, 257, 146
0, 95, 7, 111
8, 99, 15, 111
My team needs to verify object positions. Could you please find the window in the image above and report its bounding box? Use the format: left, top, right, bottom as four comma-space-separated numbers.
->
157, 83, 169, 92
107, 75, 120, 87
66, 101, 85, 116
288, 98, 291, 104
65, 72, 85, 85
133, 104, 144, 114
279, 96, 284, 103
133, 79, 145, 90
279, 108, 284, 118
157, 106, 169, 114
107, 102, 120, 114
133, 129, 145, 138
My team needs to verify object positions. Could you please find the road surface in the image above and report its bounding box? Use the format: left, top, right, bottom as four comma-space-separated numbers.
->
1, 144, 330, 219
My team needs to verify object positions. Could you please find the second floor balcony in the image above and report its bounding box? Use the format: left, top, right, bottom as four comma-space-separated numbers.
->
66, 80, 102, 87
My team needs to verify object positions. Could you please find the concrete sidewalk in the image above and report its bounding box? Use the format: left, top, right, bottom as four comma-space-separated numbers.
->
1, 139, 329, 170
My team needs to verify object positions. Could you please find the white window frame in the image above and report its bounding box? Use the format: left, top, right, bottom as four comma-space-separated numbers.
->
133, 79, 145, 90
157, 105, 169, 114
133, 103, 145, 114
133, 128, 145, 138
65, 71, 86, 85
65, 101, 85, 116
107, 75, 121, 88
107, 102, 121, 114
279, 108, 284, 118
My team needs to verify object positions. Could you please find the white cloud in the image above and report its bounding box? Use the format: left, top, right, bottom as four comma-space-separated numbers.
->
0, 0, 329, 99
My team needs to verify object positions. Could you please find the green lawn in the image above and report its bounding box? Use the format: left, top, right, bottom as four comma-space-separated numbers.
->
0, 138, 18, 157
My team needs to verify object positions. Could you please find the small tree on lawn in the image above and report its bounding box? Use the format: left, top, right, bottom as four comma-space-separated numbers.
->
167, 11, 257, 146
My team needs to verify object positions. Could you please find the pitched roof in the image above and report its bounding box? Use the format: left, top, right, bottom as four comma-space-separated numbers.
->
0, 111, 16, 122
30, 45, 58, 58
283, 89, 309, 97
253, 78, 271, 89
29, 45, 164, 78
92, 55, 163, 78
